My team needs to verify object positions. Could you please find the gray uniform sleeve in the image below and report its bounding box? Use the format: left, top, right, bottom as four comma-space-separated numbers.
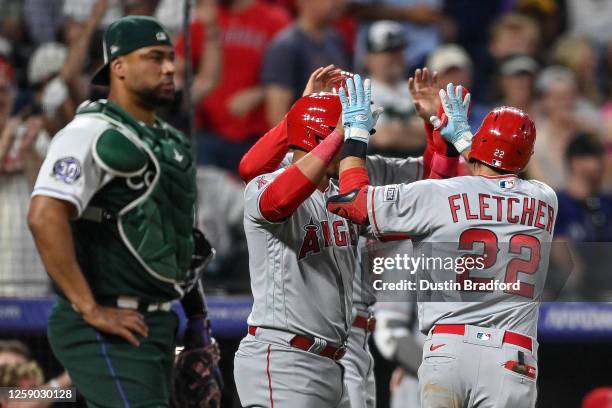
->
367, 179, 440, 239
32, 118, 111, 217
366, 155, 424, 186
243, 169, 284, 225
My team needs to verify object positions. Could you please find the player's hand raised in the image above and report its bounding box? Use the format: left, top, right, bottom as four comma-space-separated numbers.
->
339, 74, 382, 144
82, 304, 149, 347
408, 67, 439, 121
302, 65, 347, 96
430, 83, 472, 153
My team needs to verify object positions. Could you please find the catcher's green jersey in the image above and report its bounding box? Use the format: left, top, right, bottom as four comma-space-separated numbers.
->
32, 100, 197, 301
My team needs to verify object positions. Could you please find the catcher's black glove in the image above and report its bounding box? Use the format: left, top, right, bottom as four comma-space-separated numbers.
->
171, 318, 223, 408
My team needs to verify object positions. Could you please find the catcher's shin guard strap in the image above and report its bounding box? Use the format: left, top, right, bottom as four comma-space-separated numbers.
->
326, 187, 369, 225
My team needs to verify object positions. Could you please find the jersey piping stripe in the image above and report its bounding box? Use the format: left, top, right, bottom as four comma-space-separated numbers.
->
95, 332, 131, 408
266, 344, 274, 408
478, 174, 518, 179
370, 187, 382, 237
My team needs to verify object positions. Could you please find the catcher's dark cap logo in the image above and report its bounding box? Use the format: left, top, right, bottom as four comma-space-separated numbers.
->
92, 16, 172, 86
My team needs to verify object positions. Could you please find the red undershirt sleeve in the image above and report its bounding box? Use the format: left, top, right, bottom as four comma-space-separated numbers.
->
239, 116, 289, 183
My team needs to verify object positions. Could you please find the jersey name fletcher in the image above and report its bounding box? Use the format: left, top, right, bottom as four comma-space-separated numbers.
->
448, 193, 555, 233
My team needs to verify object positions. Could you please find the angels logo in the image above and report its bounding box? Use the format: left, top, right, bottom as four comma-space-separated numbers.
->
298, 218, 320, 259
256, 176, 268, 190
298, 218, 358, 260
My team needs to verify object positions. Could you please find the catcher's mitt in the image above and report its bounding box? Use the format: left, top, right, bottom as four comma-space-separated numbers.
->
171, 342, 222, 408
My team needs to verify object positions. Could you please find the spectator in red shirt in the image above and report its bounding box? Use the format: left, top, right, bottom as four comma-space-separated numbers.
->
177, 0, 290, 172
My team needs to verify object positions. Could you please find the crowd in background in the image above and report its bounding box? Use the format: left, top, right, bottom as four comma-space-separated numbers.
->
1, 0, 612, 300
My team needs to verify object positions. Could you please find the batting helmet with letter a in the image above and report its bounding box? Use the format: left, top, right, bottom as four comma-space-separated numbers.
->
287, 92, 342, 152
469, 106, 536, 173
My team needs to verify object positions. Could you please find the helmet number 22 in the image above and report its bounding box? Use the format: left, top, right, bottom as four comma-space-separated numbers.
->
494, 149, 505, 158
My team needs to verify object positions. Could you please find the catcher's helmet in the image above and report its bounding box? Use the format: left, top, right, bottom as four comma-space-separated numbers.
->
469, 107, 536, 173
287, 92, 341, 152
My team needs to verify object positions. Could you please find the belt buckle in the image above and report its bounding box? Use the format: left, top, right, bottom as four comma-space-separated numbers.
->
366, 314, 376, 332
332, 346, 346, 360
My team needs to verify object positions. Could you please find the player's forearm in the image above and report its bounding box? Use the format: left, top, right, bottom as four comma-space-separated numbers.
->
192, 24, 221, 103
259, 130, 344, 221
238, 116, 289, 183
28, 197, 97, 314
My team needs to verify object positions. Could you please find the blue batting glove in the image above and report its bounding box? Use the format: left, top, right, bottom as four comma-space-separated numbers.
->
339, 74, 376, 144
430, 83, 473, 153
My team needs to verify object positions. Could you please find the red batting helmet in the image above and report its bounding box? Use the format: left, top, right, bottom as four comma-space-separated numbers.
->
469, 106, 536, 173
287, 92, 341, 152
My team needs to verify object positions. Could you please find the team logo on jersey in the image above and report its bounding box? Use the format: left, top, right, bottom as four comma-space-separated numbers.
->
256, 176, 268, 190
499, 179, 516, 190
384, 185, 398, 202
52, 157, 81, 184
476, 332, 491, 341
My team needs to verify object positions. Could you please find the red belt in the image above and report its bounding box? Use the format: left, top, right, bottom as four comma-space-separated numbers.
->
352, 315, 376, 332
248, 326, 346, 360
432, 324, 532, 351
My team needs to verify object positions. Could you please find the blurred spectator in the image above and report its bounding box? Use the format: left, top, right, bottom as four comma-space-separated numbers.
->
364, 21, 425, 156
22, 0, 63, 45
554, 134, 612, 300
0, 361, 44, 388
0, 58, 49, 297
62, 0, 123, 30
529, 66, 600, 188
488, 12, 540, 60
178, 0, 290, 172
492, 54, 539, 116
552, 36, 601, 105
0, 340, 30, 365
351, 0, 443, 71
557, 134, 612, 242
426, 44, 489, 130
471, 12, 540, 103
565, 0, 612, 45
262, 0, 348, 127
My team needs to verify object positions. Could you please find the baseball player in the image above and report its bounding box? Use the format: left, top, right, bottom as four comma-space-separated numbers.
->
236, 69, 456, 407
327, 82, 557, 408
28, 16, 221, 407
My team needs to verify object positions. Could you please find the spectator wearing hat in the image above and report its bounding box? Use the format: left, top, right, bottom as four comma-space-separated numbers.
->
493, 54, 539, 116
262, 0, 349, 128
351, 0, 443, 73
426, 43, 489, 131
364, 20, 425, 156
553, 134, 612, 299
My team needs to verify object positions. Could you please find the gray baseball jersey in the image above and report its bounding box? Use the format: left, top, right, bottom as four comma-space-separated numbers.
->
366, 175, 557, 338
243, 169, 360, 344
355, 155, 424, 309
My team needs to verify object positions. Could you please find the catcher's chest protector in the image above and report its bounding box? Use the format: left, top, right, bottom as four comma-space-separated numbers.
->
78, 100, 197, 288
